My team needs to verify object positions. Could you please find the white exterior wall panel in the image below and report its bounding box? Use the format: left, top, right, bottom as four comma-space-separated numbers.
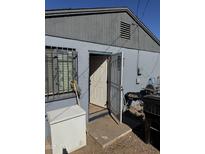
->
45, 35, 160, 118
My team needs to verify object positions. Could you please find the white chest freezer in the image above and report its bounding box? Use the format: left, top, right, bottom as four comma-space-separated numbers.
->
46, 105, 86, 154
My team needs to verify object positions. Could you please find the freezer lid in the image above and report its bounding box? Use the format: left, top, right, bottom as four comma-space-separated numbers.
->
46, 105, 86, 125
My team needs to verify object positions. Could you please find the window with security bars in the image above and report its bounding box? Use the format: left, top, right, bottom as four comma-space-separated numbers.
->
45, 46, 78, 102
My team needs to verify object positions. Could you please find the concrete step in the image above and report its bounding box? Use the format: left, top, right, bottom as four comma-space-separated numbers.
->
87, 115, 132, 148
89, 109, 109, 122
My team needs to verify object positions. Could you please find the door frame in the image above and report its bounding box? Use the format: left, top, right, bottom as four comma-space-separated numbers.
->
88, 51, 112, 121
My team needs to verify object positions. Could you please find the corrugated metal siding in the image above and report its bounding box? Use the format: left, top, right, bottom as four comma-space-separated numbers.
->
46, 12, 159, 52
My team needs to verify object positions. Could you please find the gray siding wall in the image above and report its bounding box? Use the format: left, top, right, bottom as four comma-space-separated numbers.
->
46, 12, 159, 52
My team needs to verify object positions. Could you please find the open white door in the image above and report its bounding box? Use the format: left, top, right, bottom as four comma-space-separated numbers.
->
108, 52, 123, 124
90, 55, 107, 108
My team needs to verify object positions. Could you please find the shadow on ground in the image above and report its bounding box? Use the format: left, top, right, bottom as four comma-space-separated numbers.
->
122, 111, 160, 150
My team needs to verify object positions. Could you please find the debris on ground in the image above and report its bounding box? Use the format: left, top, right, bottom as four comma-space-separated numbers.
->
71, 131, 159, 154
128, 100, 145, 120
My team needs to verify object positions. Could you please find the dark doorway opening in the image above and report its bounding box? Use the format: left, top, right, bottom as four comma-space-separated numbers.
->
88, 53, 110, 121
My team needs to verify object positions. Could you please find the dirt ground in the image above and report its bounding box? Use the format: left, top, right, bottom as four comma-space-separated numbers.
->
46, 111, 159, 154
72, 131, 159, 154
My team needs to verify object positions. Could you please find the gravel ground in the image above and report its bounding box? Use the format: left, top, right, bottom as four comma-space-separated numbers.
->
72, 131, 159, 154
46, 110, 159, 154
46, 127, 159, 154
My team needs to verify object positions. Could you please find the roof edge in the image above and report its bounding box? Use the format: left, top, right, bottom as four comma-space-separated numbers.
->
46, 7, 128, 13
45, 7, 160, 45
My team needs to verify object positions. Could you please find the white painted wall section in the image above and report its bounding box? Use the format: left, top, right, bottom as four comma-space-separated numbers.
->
45, 35, 160, 135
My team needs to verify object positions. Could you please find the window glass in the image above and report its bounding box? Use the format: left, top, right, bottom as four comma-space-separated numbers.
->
45, 47, 77, 102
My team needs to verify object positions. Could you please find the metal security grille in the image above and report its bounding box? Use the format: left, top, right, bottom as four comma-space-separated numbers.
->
45, 46, 77, 102
120, 21, 131, 40
109, 52, 122, 123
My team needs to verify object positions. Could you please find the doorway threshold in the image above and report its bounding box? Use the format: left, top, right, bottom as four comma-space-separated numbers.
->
89, 108, 109, 122
87, 115, 132, 148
